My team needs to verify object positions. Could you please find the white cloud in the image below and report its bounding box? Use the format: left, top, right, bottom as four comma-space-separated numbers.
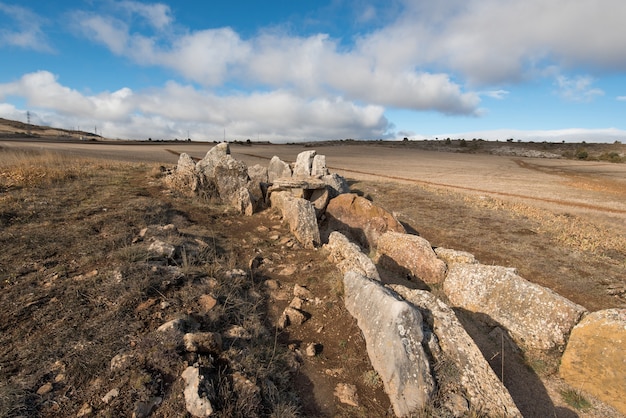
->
117, 1, 172, 29
0, 71, 391, 141
617, 96, 626, 101
358, 0, 626, 85
554, 75, 604, 102
0, 2, 54, 52
69, 6, 480, 115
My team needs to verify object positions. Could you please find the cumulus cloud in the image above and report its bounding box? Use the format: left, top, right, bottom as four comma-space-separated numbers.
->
69, 6, 479, 115
0, 71, 391, 141
359, 0, 626, 85
0, 2, 54, 52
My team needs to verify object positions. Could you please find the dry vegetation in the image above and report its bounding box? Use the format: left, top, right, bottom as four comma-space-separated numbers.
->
1, 143, 624, 417
0, 148, 304, 417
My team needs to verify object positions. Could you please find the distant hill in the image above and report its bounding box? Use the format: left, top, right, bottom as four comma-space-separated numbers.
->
0, 117, 101, 140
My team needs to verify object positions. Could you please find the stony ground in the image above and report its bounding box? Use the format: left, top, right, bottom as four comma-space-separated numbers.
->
1, 138, 625, 417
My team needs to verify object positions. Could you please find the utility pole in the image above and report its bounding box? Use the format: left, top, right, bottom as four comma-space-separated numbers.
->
26, 111, 31, 135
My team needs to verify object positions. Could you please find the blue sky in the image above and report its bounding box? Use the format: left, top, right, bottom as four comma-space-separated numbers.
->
1, 0, 626, 142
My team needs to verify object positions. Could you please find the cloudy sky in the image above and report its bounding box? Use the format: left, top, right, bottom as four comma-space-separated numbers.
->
1, 0, 625, 142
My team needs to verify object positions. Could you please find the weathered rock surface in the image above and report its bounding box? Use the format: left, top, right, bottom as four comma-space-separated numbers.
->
213, 155, 251, 205
246, 164, 268, 205
376, 232, 447, 284
325, 193, 406, 250
293, 150, 316, 177
267, 156, 292, 182
343, 270, 434, 417
184, 332, 223, 354
334, 383, 359, 407
311, 154, 329, 177
434, 247, 478, 265
164, 152, 201, 193
196, 142, 230, 178
444, 264, 587, 351
390, 285, 522, 418
324, 231, 380, 281
559, 309, 626, 415
181, 366, 214, 417
270, 191, 320, 248
321, 173, 350, 197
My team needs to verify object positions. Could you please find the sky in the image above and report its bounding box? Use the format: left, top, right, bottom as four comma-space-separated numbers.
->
1, 0, 626, 143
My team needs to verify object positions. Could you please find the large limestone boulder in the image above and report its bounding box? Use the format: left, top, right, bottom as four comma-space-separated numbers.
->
434, 247, 478, 265
343, 270, 434, 416
270, 191, 320, 248
321, 173, 350, 197
311, 154, 329, 176
325, 193, 406, 250
324, 231, 380, 281
267, 156, 292, 182
376, 231, 447, 284
293, 150, 316, 177
444, 264, 587, 352
163, 153, 202, 194
196, 142, 230, 178
559, 309, 626, 415
390, 285, 522, 417
212, 155, 255, 215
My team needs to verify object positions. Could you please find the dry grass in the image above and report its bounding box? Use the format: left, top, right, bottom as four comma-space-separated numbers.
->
0, 148, 302, 417
458, 193, 626, 258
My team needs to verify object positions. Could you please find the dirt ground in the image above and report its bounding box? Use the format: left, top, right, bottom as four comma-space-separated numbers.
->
1, 138, 625, 417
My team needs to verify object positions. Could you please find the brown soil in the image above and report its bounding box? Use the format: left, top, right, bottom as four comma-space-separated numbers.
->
1, 137, 625, 417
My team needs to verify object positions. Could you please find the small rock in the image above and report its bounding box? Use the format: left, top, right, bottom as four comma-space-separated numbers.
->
157, 316, 198, 333
36, 382, 53, 395
334, 383, 359, 407
110, 353, 133, 372
184, 332, 223, 354
76, 402, 93, 417
294, 284, 313, 300
282, 307, 309, 327
148, 240, 176, 258
264, 279, 280, 290
198, 294, 218, 313
133, 397, 162, 418
305, 343, 319, 357
278, 265, 297, 276
223, 325, 252, 340
102, 388, 119, 404
289, 297, 304, 309
182, 367, 214, 417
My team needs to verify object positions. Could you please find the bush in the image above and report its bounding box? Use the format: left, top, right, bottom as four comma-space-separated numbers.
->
575, 148, 588, 160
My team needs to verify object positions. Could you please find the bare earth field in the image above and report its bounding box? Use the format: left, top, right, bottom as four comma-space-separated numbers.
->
1, 137, 625, 417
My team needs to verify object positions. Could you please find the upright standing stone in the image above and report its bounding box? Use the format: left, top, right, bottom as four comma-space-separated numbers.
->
293, 150, 316, 177
311, 154, 329, 177
267, 156, 292, 182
